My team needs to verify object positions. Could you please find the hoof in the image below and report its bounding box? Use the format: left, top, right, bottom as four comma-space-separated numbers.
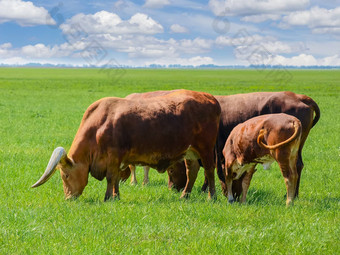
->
208, 193, 217, 201
180, 192, 190, 199
201, 185, 208, 193
104, 196, 112, 202
286, 200, 294, 207
104, 194, 119, 201
228, 199, 235, 204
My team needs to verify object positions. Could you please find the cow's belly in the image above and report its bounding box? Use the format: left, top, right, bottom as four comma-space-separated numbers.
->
183, 146, 200, 160
254, 155, 275, 170
231, 162, 256, 180
120, 145, 198, 172
231, 154, 275, 179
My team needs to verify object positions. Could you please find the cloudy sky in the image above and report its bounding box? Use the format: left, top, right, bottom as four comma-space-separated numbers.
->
1, 0, 340, 66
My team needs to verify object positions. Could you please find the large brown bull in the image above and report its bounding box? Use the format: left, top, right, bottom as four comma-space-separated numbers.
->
168, 91, 319, 199
223, 114, 302, 206
31, 89, 221, 200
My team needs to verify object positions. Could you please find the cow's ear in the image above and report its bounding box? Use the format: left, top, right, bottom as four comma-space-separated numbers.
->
59, 155, 75, 168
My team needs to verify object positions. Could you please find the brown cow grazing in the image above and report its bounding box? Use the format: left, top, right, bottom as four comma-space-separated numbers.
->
31, 89, 221, 201
196, 91, 319, 199
223, 114, 302, 206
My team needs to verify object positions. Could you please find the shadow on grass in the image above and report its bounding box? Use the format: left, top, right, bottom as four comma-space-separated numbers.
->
120, 179, 167, 188
79, 189, 340, 210
299, 195, 340, 209
238, 188, 286, 206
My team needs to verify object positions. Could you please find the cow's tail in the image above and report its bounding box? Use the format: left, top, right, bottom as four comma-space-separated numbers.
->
296, 94, 320, 128
257, 121, 301, 150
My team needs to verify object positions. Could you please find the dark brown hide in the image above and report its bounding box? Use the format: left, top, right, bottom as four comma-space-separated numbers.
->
125, 90, 189, 190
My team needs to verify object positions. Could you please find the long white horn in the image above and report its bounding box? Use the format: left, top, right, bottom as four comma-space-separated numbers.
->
31, 147, 67, 188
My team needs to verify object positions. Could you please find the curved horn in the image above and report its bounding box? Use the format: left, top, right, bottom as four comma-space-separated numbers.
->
31, 147, 67, 188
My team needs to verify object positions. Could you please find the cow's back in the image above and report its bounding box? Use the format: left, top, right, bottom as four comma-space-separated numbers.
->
225, 113, 301, 165
216, 91, 313, 145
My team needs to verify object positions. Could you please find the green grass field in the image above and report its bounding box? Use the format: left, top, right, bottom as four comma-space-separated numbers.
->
0, 68, 339, 254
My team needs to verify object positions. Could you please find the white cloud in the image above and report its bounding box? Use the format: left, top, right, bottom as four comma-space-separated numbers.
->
214, 33, 338, 66
209, 0, 309, 17
312, 27, 340, 35
0, 57, 31, 65
145, 56, 215, 66
21, 44, 54, 58
280, 6, 340, 34
177, 38, 212, 54
170, 24, 188, 33
216, 33, 271, 47
319, 54, 340, 66
0, 42, 11, 48
236, 53, 340, 66
241, 14, 281, 23
215, 34, 299, 55
20, 43, 73, 58
144, 0, 170, 9
300, 41, 340, 56
0, 38, 214, 66
0, 42, 12, 56
0, 0, 55, 26
99, 35, 212, 58
269, 54, 318, 66
60, 10, 212, 59
60, 11, 163, 38
0, 42, 76, 60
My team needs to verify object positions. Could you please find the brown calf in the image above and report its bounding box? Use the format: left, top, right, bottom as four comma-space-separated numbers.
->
222, 113, 302, 206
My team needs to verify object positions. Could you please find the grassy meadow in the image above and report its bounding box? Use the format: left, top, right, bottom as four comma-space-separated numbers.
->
0, 68, 339, 254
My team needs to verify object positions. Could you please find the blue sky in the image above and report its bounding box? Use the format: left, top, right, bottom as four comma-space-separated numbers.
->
0, 0, 339, 66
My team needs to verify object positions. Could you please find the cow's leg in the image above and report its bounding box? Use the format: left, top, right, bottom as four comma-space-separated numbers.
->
232, 175, 244, 200
240, 167, 256, 204
278, 160, 298, 206
295, 130, 309, 197
201, 178, 208, 192
295, 148, 304, 198
129, 165, 137, 185
216, 151, 227, 195
202, 147, 226, 195
105, 168, 120, 201
168, 174, 174, 190
225, 169, 234, 203
180, 159, 200, 198
201, 151, 225, 194
201, 154, 216, 200
142, 166, 150, 185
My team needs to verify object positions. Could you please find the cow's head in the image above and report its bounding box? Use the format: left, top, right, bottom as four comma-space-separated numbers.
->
31, 147, 88, 199
167, 161, 187, 191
